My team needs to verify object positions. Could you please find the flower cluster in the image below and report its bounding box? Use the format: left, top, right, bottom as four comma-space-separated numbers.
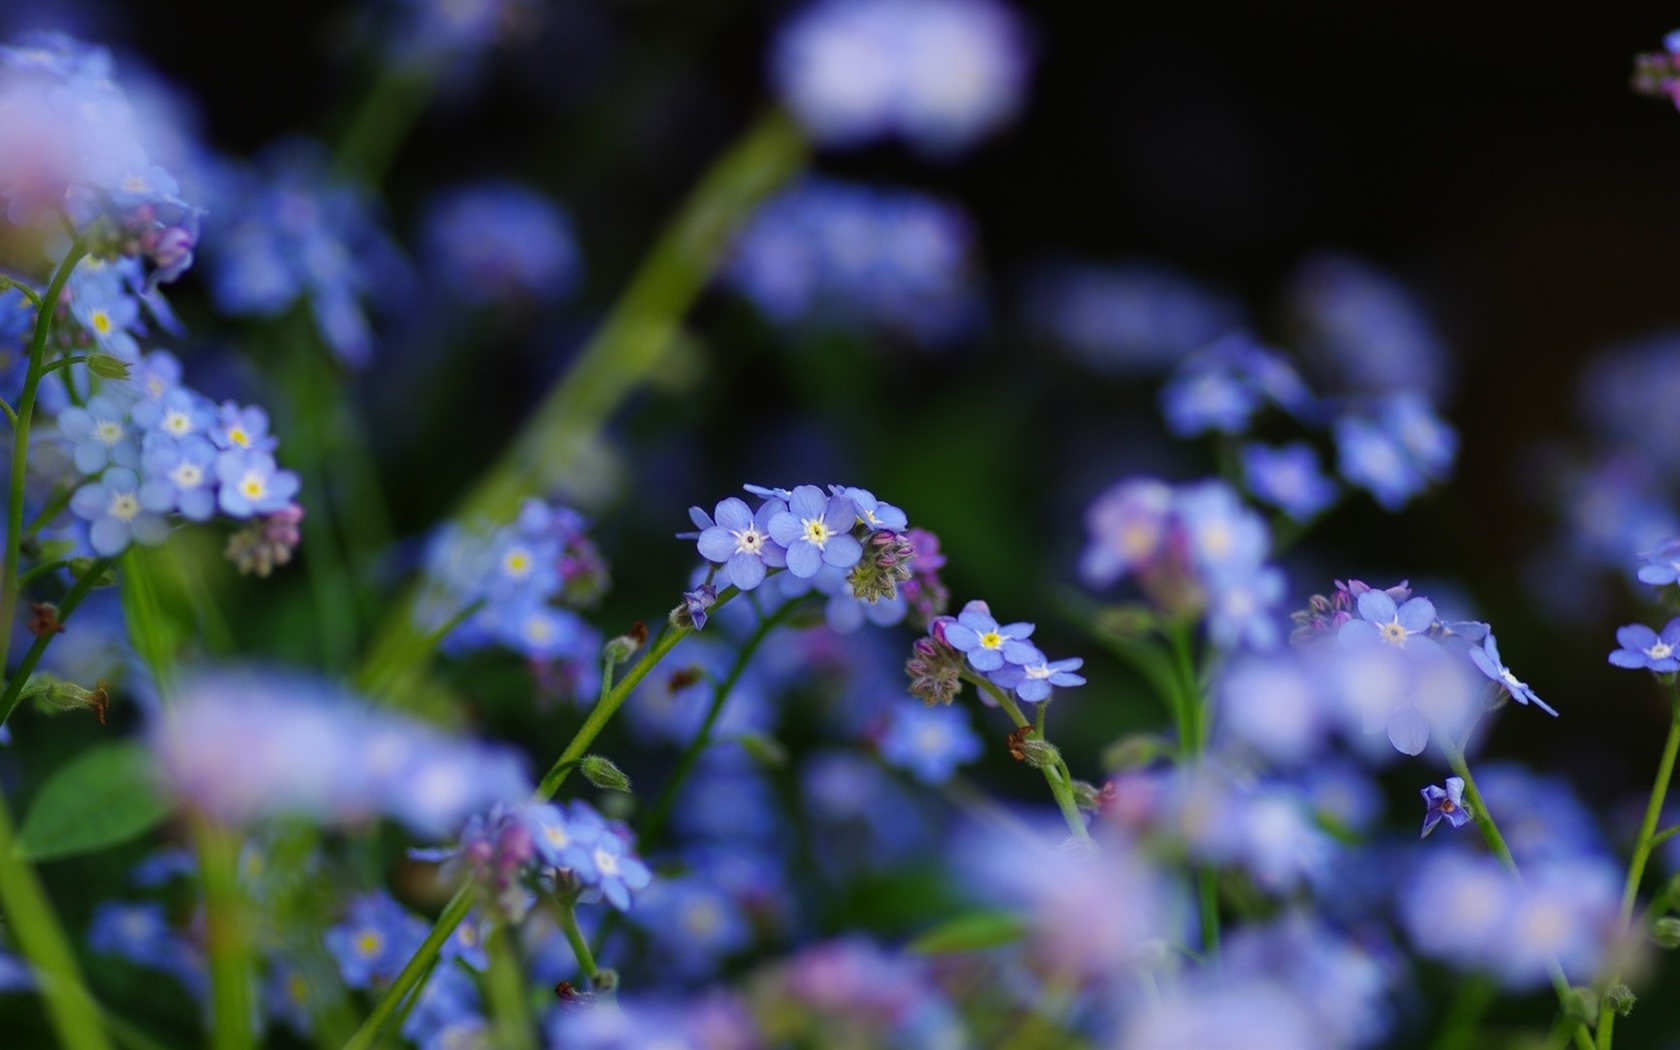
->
420, 497, 607, 695
1219, 579, 1555, 762
202, 139, 406, 367
723, 178, 981, 348
55, 350, 302, 557
0, 33, 201, 285
685, 483, 944, 634
907, 598, 1085, 707
1081, 477, 1285, 649
416, 799, 652, 920
770, 0, 1031, 155
1633, 30, 1680, 109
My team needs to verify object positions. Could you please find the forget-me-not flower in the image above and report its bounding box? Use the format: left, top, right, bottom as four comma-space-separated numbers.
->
1609, 618, 1680, 672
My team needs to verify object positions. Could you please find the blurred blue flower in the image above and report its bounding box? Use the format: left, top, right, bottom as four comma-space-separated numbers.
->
1022, 259, 1244, 375
632, 873, 752, 980
1288, 252, 1451, 399
70, 466, 170, 555
58, 393, 138, 474
725, 178, 980, 347
1466, 633, 1556, 716
771, 0, 1031, 155
877, 699, 981, 783
214, 448, 300, 517
421, 179, 581, 308
1241, 441, 1338, 522
325, 891, 428, 990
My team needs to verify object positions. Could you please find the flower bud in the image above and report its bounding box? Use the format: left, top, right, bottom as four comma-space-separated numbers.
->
1603, 982, 1637, 1018
23, 675, 108, 724
1017, 737, 1060, 769
580, 755, 632, 794
66, 558, 117, 586
1653, 917, 1680, 949
670, 585, 716, 631
736, 731, 789, 768
1071, 780, 1105, 811
88, 354, 131, 380
906, 635, 962, 706
1102, 733, 1173, 772
1562, 987, 1599, 1026
591, 968, 619, 993
603, 622, 647, 665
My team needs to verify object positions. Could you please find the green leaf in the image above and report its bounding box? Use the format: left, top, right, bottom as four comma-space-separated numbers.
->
15, 741, 172, 862
906, 910, 1026, 955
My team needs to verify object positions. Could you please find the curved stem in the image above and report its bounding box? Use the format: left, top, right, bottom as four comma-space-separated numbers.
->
1, 243, 87, 675
638, 595, 809, 847
1443, 741, 1595, 1050
1595, 679, 1680, 1050
483, 922, 535, 1050
556, 896, 600, 986
970, 675, 1091, 843
0, 555, 117, 731
347, 587, 742, 1050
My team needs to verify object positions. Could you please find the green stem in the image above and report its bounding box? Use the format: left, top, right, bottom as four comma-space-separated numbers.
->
333, 65, 433, 188
1443, 742, 1595, 1050
197, 822, 253, 1050
348, 590, 739, 1050
0, 785, 111, 1050
557, 896, 600, 986
14, 558, 71, 588
1, 243, 87, 676
1165, 621, 1204, 754
0, 555, 117, 731
483, 922, 535, 1050
971, 675, 1091, 844
638, 595, 807, 846
1197, 865, 1221, 962
1595, 679, 1680, 1050
38, 353, 89, 376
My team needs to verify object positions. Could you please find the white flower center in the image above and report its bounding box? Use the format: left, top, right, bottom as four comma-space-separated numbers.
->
94, 420, 123, 445
801, 517, 831, 547
735, 526, 765, 555
170, 462, 203, 488
1649, 641, 1674, 661
108, 492, 139, 521
592, 846, 620, 878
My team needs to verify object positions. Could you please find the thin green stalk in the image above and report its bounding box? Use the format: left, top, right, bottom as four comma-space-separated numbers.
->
1443, 742, 1595, 1050
1, 242, 87, 676
638, 595, 808, 846
38, 353, 88, 376
1595, 679, 1680, 1050
0, 555, 117, 731
971, 675, 1091, 844
483, 922, 535, 1050
197, 822, 253, 1050
348, 590, 740, 1050
333, 65, 433, 187
557, 896, 600, 986
1197, 865, 1221, 962
1165, 621, 1204, 754
14, 558, 71, 588
0, 785, 111, 1049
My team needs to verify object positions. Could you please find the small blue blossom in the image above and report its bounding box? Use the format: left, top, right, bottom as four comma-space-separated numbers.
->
1420, 777, 1471, 838
1333, 413, 1425, 510
1637, 537, 1680, 585
938, 599, 1037, 673
209, 401, 277, 453
325, 892, 428, 990
1466, 633, 1558, 716
215, 448, 300, 517
1078, 477, 1173, 588
132, 386, 212, 440
1338, 590, 1439, 655
832, 486, 907, 531
1609, 618, 1680, 672
138, 435, 218, 521
1022, 259, 1245, 375
632, 875, 753, 979
58, 393, 138, 474
581, 824, 653, 912
1288, 252, 1451, 399
768, 485, 863, 578
70, 467, 170, 555
878, 700, 982, 783
990, 654, 1086, 703
696, 496, 788, 591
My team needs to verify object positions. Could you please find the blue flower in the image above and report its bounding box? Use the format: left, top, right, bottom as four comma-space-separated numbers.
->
631, 874, 752, 979
1420, 777, 1471, 837
1466, 633, 1558, 716
770, 0, 1030, 155
422, 180, 582, 308
696, 496, 788, 590
1078, 477, 1173, 588
325, 892, 428, 990
1288, 252, 1451, 399
1022, 260, 1245, 376
1240, 442, 1338, 522
990, 654, 1086, 703
580, 825, 652, 912
1337, 590, 1438, 655
70, 467, 170, 555
878, 700, 982, 783
138, 435, 218, 521
132, 387, 212, 441
215, 449, 300, 517
768, 485, 863, 578
209, 401, 277, 453
939, 599, 1036, 672
1637, 537, 1680, 585
58, 393, 139, 474
832, 486, 907, 531
1608, 618, 1680, 672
